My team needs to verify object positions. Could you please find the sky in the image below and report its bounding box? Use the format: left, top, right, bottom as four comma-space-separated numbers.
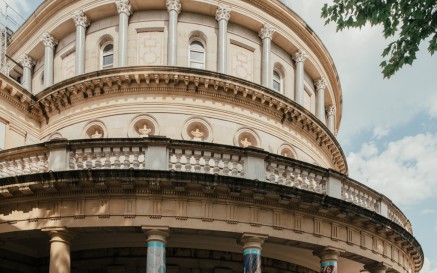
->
2, 0, 437, 272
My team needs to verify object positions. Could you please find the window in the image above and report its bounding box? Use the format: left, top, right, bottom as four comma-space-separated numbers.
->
273, 70, 281, 92
189, 40, 205, 69
101, 43, 114, 69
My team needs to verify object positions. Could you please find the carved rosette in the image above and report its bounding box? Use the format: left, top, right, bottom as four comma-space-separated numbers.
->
166, 0, 181, 14
40, 32, 58, 49
18, 54, 35, 69
258, 24, 275, 40
72, 10, 90, 28
215, 4, 231, 21
314, 77, 327, 92
292, 49, 308, 63
115, 0, 132, 16
327, 105, 336, 116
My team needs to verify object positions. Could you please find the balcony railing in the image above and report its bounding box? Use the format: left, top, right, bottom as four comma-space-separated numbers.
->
0, 137, 412, 233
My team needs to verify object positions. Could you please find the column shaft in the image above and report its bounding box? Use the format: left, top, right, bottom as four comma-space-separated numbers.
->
243, 248, 261, 273
41, 32, 57, 88
118, 12, 129, 67
315, 78, 327, 124
259, 24, 275, 88
167, 10, 178, 66
75, 26, 86, 74
293, 49, 308, 106
43, 228, 72, 273
23, 66, 32, 91
327, 105, 336, 133
144, 228, 169, 273
217, 19, 228, 73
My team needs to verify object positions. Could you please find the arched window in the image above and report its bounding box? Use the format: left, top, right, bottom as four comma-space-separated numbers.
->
189, 40, 205, 69
273, 70, 281, 92
101, 43, 114, 69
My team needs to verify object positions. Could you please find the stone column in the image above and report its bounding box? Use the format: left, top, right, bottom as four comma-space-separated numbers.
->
327, 105, 336, 133
241, 234, 267, 273
72, 10, 90, 75
41, 32, 58, 88
259, 24, 275, 88
215, 4, 231, 74
115, 0, 131, 67
166, 0, 181, 66
314, 77, 327, 124
314, 247, 341, 273
364, 263, 389, 273
43, 227, 73, 273
292, 49, 308, 106
145, 228, 169, 273
18, 54, 35, 92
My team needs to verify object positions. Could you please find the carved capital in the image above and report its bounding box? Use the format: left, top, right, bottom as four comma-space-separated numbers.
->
72, 10, 90, 28
258, 24, 275, 40
166, 0, 181, 14
18, 54, 35, 69
313, 246, 343, 262
327, 105, 336, 116
40, 32, 58, 49
215, 4, 231, 21
292, 49, 308, 63
314, 77, 327, 91
240, 233, 268, 250
115, 0, 131, 16
42, 227, 74, 244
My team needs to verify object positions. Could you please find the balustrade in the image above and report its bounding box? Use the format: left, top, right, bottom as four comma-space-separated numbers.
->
341, 182, 379, 212
0, 152, 48, 178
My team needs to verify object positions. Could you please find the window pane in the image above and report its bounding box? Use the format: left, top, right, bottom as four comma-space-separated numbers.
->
103, 54, 113, 66
273, 71, 280, 81
273, 80, 280, 92
190, 62, 205, 69
190, 41, 204, 51
103, 44, 113, 53
190, 51, 204, 62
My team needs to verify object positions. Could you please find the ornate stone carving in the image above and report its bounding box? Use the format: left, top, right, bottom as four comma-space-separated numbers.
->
258, 24, 275, 40
292, 49, 308, 63
115, 0, 131, 16
139, 125, 152, 137
90, 130, 103, 138
72, 10, 90, 28
215, 4, 231, 21
327, 105, 336, 116
314, 77, 327, 91
166, 0, 181, 14
190, 128, 204, 141
18, 54, 35, 69
240, 137, 252, 148
40, 32, 58, 49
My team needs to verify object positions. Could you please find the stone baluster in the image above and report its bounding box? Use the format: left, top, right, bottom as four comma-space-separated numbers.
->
267, 162, 277, 182
42, 227, 73, 273
285, 167, 293, 186
18, 54, 35, 92
38, 154, 47, 172
84, 148, 93, 169
72, 10, 90, 75
203, 151, 212, 173
259, 24, 275, 88
94, 147, 102, 169
292, 49, 308, 106
222, 154, 231, 175
40, 32, 58, 87
166, 0, 181, 66
216, 4, 231, 73
132, 149, 140, 169
307, 172, 315, 191
213, 153, 221, 174
315, 77, 327, 124
113, 148, 121, 168
193, 150, 202, 172
184, 150, 192, 172
293, 168, 301, 188
174, 149, 183, 171
301, 170, 309, 189
23, 157, 31, 174
231, 155, 239, 176
123, 147, 130, 169
103, 148, 112, 168
115, 0, 132, 67
30, 156, 38, 173
277, 164, 285, 185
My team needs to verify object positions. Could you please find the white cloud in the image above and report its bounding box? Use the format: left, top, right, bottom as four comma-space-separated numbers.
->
421, 257, 437, 273
373, 125, 391, 139
420, 208, 436, 215
347, 133, 437, 205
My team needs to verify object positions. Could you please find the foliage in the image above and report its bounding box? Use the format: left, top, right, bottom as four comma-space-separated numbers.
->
321, 0, 437, 78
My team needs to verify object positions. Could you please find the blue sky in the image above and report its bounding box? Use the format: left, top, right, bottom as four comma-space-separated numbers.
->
3, 0, 437, 272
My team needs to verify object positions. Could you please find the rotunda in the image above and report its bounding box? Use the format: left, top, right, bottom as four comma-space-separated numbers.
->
0, 0, 423, 273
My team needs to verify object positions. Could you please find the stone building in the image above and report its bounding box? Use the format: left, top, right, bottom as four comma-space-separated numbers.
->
0, 0, 423, 273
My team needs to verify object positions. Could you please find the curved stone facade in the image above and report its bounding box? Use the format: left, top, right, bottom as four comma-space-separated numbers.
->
0, 1, 423, 273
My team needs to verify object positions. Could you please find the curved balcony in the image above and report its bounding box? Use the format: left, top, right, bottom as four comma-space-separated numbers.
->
0, 66, 347, 173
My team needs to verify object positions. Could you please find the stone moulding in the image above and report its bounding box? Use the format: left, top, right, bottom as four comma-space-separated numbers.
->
27, 66, 347, 174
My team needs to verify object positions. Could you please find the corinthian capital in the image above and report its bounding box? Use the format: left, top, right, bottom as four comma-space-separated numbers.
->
258, 24, 275, 40
327, 105, 336, 116
115, 0, 131, 16
166, 0, 181, 14
215, 4, 231, 21
314, 77, 327, 91
18, 54, 35, 69
72, 10, 90, 28
41, 32, 58, 49
292, 49, 308, 63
